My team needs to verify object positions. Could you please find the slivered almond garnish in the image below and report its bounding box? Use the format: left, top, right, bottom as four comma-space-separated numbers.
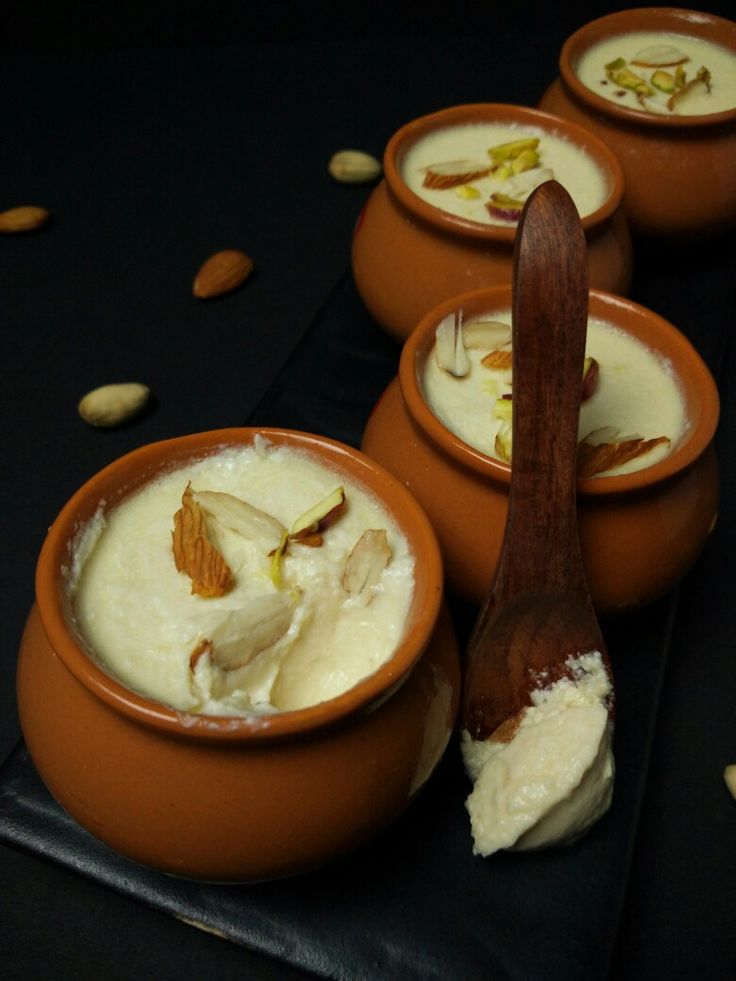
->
342, 529, 392, 604
172, 484, 234, 597
435, 310, 469, 377
577, 429, 670, 477
194, 490, 285, 551
207, 592, 296, 670
422, 160, 493, 190
463, 320, 511, 351
481, 348, 513, 370
631, 45, 689, 68
667, 66, 712, 111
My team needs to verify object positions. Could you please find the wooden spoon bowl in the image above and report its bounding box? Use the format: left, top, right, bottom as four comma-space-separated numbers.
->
462, 180, 613, 743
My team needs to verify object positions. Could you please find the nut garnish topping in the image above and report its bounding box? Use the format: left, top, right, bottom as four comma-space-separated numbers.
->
435, 311, 469, 377
631, 45, 689, 68
193, 249, 254, 299
481, 348, 513, 371
328, 149, 382, 184
0, 205, 50, 233
172, 484, 234, 597
194, 490, 285, 551
269, 486, 347, 587
342, 529, 392, 604
463, 320, 511, 350
207, 592, 296, 671
577, 428, 670, 477
78, 382, 150, 428
422, 160, 493, 190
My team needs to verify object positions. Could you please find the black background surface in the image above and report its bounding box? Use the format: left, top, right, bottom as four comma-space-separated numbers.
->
2, 3, 735, 979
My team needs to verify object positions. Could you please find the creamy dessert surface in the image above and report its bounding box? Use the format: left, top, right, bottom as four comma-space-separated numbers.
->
575, 31, 736, 115
422, 310, 686, 476
69, 439, 415, 716
400, 122, 608, 225
462, 651, 614, 856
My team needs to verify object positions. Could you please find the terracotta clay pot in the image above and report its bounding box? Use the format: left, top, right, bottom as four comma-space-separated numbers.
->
539, 7, 736, 239
17, 428, 459, 882
352, 102, 632, 342
362, 287, 719, 614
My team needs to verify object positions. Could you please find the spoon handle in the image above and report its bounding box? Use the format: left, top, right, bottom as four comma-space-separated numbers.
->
496, 180, 589, 603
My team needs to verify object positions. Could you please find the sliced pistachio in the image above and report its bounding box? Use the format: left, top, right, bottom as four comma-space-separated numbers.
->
510, 148, 540, 175
495, 420, 512, 462
488, 138, 539, 163
454, 184, 482, 200
493, 395, 513, 421
605, 62, 653, 96
651, 69, 676, 94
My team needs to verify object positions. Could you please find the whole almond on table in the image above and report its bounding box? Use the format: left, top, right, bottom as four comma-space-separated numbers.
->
193, 249, 254, 299
78, 382, 150, 428
0, 205, 50, 233
328, 149, 382, 184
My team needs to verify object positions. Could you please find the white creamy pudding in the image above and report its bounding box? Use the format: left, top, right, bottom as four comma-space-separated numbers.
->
401, 122, 608, 225
576, 31, 736, 115
422, 310, 686, 477
462, 651, 614, 855
69, 438, 415, 716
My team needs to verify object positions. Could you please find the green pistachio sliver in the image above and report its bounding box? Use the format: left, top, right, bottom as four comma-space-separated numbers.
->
488, 138, 540, 163
651, 69, 676, 94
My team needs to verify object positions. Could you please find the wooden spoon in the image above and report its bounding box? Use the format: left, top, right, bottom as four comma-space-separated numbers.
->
462, 180, 612, 743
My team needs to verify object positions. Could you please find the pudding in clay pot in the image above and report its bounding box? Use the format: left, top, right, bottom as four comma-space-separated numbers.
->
539, 7, 736, 238
361, 286, 719, 613
351, 103, 632, 342
17, 428, 459, 882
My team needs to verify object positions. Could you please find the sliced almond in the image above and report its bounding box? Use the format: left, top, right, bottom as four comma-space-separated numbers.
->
193, 249, 253, 299
481, 348, 513, 371
342, 529, 392, 604
0, 205, 50, 233
189, 637, 213, 671
194, 490, 285, 551
667, 66, 712, 111
422, 160, 493, 190
435, 311, 469, 377
172, 484, 234, 597
631, 44, 689, 68
463, 320, 511, 351
577, 430, 670, 477
207, 592, 296, 670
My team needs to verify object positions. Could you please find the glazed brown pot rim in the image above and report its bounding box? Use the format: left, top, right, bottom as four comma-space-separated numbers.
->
35, 428, 444, 743
400, 285, 720, 496
383, 102, 625, 241
559, 7, 736, 129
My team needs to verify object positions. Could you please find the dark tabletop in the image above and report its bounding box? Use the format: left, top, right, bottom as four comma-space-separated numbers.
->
2, 3, 735, 979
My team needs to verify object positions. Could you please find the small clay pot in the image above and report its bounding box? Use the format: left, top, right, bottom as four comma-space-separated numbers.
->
17, 428, 458, 882
539, 7, 736, 239
362, 287, 719, 614
352, 102, 632, 342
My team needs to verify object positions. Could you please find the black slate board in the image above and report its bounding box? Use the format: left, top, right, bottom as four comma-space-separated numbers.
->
0, 269, 689, 981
